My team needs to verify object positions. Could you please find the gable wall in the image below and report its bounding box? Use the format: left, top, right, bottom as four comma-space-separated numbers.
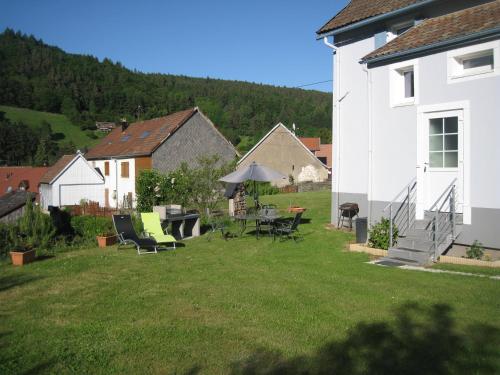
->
238, 126, 328, 187
152, 112, 237, 173
48, 156, 105, 208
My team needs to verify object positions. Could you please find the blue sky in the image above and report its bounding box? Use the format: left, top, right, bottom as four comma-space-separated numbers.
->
0, 0, 347, 92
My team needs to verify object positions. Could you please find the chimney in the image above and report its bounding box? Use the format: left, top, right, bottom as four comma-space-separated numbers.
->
120, 118, 128, 132
18, 180, 29, 191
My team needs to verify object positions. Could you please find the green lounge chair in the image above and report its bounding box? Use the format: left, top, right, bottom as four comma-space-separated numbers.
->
140, 212, 177, 249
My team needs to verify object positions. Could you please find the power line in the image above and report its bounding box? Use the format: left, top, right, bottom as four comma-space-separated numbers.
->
295, 79, 332, 88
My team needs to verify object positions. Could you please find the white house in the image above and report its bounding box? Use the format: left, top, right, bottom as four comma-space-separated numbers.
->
317, 0, 500, 262
39, 152, 105, 210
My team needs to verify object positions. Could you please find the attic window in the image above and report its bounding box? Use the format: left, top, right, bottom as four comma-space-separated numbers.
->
120, 135, 131, 142
454, 50, 493, 76
387, 20, 414, 42
447, 41, 499, 83
140, 131, 150, 139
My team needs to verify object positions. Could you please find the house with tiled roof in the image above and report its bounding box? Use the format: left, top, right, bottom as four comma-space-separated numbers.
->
299, 137, 333, 168
0, 166, 49, 199
317, 0, 500, 262
238, 124, 329, 187
85, 107, 238, 208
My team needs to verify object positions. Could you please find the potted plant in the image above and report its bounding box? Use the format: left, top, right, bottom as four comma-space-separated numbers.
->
9, 232, 36, 266
96, 232, 117, 248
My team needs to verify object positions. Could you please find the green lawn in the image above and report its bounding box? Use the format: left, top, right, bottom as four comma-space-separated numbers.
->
0, 105, 103, 149
431, 263, 500, 277
1, 191, 499, 374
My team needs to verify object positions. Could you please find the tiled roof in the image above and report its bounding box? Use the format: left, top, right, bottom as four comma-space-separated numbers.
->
39, 155, 75, 184
0, 190, 35, 218
317, 0, 423, 35
316, 144, 332, 168
85, 108, 197, 159
299, 137, 321, 152
363, 1, 500, 62
0, 167, 49, 196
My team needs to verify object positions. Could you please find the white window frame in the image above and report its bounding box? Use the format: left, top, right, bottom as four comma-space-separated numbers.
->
387, 20, 414, 42
447, 40, 500, 84
389, 59, 419, 107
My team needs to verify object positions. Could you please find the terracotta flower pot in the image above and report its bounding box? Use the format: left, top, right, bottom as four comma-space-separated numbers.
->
96, 235, 117, 248
10, 249, 36, 266
288, 207, 306, 213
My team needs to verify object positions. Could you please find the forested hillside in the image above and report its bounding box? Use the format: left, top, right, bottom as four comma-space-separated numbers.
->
0, 29, 332, 149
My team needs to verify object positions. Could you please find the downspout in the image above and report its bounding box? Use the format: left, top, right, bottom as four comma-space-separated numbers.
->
362, 63, 373, 227
113, 158, 118, 209
323, 37, 340, 222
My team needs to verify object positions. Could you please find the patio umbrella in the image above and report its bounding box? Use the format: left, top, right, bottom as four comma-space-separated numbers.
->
220, 162, 286, 206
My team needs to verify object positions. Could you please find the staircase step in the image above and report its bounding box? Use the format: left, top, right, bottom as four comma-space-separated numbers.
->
404, 228, 431, 239
414, 220, 432, 230
388, 247, 433, 265
375, 257, 420, 267
396, 237, 434, 252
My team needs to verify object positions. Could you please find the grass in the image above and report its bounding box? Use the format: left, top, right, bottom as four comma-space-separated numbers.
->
0, 105, 104, 149
432, 263, 500, 277
1, 191, 499, 374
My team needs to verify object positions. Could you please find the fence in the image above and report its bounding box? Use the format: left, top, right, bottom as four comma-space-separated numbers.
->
279, 181, 331, 194
64, 201, 119, 217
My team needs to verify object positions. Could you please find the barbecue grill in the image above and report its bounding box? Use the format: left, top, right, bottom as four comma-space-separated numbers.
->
338, 202, 359, 230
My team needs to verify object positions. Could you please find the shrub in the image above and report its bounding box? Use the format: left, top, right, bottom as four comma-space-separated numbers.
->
71, 215, 114, 246
369, 218, 398, 250
0, 222, 14, 258
17, 198, 55, 250
245, 181, 280, 199
136, 169, 163, 212
136, 154, 236, 216
465, 240, 484, 260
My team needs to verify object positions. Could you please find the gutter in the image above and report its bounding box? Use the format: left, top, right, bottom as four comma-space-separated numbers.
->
361, 27, 500, 65
316, 0, 437, 39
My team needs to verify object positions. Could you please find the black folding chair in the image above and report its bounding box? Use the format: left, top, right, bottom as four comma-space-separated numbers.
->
272, 212, 303, 242
207, 211, 227, 241
112, 214, 159, 255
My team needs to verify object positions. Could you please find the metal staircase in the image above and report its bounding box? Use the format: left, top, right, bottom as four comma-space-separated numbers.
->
379, 178, 461, 266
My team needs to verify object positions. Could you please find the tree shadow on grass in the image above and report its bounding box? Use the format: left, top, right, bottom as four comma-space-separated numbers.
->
0, 331, 56, 375
0, 273, 42, 293
230, 303, 500, 375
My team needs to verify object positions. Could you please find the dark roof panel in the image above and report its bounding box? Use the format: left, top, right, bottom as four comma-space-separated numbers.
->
362, 1, 500, 62
39, 155, 75, 184
317, 0, 423, 35
0, 190, 35, 218
85, 108, 197, 159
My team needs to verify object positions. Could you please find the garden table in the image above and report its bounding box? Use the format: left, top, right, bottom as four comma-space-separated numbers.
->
234, 213, 282, 239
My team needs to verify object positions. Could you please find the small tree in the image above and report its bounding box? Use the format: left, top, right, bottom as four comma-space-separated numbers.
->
191, 155, 235, 215
18, 197, 55, 250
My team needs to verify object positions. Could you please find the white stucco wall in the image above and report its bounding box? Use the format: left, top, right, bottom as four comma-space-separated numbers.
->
92, 158, 136, 208
369, 40, 500, 211
333, 37, 373, 198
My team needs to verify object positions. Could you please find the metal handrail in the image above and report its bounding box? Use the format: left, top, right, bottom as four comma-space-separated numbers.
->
431, 180, 457, 261
384, 177, 417, 248
428, 178, 457, 212
383, 177, 417, 212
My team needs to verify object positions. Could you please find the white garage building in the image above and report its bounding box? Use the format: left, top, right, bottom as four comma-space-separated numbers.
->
39, 152, 105, 210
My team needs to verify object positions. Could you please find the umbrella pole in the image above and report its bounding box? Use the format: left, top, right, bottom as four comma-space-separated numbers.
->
254, 180, 258, 208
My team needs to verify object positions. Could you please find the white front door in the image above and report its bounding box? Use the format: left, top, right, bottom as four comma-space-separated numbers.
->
419, 110, 464, 214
